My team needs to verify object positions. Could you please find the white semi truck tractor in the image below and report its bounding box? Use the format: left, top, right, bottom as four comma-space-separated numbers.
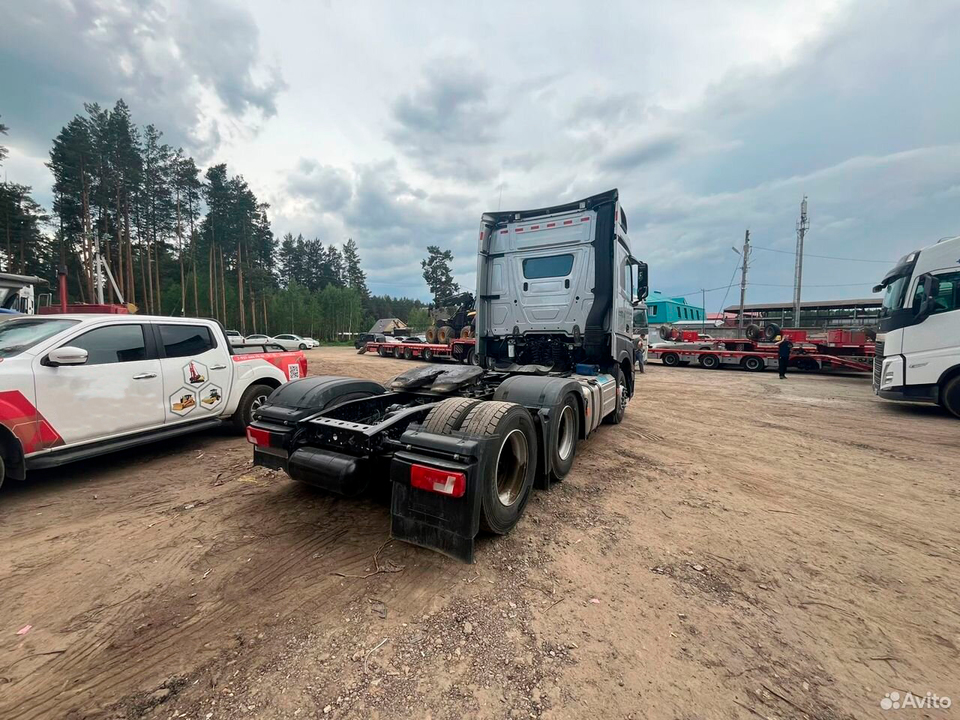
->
248, 189, 649, 560
873, 235, 960, 417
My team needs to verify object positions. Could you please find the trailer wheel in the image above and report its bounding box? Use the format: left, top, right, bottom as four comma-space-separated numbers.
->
422, 397, 482, 434
603, 365, 627, 425
466, 347, 477, 366
422, 347, 434, 361
403, 346, 413, 360
699, 354, 720, 370
795, 357, 820, 372
461, 402, 537, 534
741, 355, 764, 372
232, 382, 275, 432
941, 376, 960, 418
550, 393, 580, 480
661, 352, 680, 367
437, 325, 455, 345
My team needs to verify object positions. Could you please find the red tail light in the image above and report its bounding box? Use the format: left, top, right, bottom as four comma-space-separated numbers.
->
247, 426, 271, 446
410, 464, 466, 498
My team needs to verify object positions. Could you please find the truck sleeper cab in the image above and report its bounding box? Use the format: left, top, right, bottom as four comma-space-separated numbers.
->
873, 235, 960, 417
250, 190, 649, 561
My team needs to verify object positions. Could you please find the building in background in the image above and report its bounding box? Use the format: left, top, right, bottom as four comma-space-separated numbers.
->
723, 298, 881, 330
368, 317, 409, 336
646, 291, 705, 324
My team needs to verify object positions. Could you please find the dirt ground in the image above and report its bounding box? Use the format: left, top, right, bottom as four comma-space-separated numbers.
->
1, 347, 957, 720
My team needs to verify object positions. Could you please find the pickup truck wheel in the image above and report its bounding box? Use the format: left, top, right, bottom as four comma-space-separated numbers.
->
661, 352, 679, 367
942, 376, 960, 418
603, 366, 627, 425
422, 397, 482, 434
550, 393, 579, 480
233, 382, 274, 432
460, 402, 537, 534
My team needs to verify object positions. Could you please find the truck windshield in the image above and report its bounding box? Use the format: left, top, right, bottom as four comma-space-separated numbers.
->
0, 318, 78, 358
880, 275, 910, 316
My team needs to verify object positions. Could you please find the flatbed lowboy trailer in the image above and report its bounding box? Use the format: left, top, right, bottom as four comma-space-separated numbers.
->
362, 338, 477, 364
248, 189, 648, 561
650, 333, 874, 373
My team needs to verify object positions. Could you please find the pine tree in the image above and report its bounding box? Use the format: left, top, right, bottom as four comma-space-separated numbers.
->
421, 245, 460, 305
342, 238, 369, 298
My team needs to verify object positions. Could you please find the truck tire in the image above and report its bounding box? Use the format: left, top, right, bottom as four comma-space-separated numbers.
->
422, 397, 482, 434
0, 454, 5, 491
232, 382, 275, 432
378, 345, 391, 357
745, 323, 762, 342
661, 352, 680, 367
550, 393, 580, 480
764, 322, 782, 341
460, 326, 474, 339
741, 355, 764, 372
699, 354, 720, 369
460, 402, 537, 534
425, 327, 438, 343
941, 376, 960, 418
466, 347, 477, 366
422, 348, 434, 361
603, 365, 627, 425
438, 325, 455, 345
403, 346, 413, 360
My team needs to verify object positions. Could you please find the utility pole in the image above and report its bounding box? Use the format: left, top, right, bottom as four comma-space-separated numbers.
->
793, 196, 809, 328
738, 229, 750, 334
701, 288, 706, 334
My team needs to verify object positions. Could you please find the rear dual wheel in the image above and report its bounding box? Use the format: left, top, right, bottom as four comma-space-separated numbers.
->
699, 354, 720, 370
741, 355, 764, 372
661, 352, 680, 367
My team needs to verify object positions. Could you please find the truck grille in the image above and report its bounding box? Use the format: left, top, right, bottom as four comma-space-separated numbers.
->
873, 340, 884, 390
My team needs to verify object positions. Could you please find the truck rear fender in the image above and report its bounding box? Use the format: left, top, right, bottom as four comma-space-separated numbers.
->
493, 375, 585, 489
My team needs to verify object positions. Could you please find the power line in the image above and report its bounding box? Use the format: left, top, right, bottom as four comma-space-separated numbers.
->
752, 245, 894, 264
666, 280, 874, 298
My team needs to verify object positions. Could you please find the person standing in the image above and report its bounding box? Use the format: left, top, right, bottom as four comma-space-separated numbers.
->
777, 334, 794, 379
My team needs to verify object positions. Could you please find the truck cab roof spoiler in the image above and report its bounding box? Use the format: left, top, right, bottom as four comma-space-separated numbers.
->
482, 189, 619, 226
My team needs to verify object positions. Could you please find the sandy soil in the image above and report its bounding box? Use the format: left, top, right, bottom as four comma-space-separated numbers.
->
1, 347, 957, 720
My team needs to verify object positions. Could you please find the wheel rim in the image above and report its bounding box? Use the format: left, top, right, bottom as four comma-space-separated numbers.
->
557, 405, 576, 461
495, 429, 528, 506
251, 394, 269, 413
664, 354, 677, 366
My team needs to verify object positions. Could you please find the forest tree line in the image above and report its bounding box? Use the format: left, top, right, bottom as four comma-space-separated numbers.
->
0, 102, 465, 341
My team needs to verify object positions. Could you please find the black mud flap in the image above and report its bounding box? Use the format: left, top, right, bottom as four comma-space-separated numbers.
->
389, 428, 496, 563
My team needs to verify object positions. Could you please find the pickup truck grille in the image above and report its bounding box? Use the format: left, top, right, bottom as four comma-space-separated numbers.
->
873, 340, 884, 390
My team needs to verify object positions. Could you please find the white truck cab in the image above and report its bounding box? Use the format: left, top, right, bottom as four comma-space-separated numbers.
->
0, 315, 307, 487
873, 235, 960, 416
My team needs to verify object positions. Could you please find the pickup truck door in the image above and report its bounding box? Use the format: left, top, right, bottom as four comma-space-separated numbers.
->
152, 322, 233, 423
33, 322, 165, 445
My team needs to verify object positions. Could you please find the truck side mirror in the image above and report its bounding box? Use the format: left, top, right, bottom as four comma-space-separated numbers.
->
915, 273, 941, 320
634, 261, 649, 304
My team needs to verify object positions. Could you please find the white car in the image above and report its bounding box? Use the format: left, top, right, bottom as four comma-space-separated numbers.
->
0, 315, 307, 487
243, 334, 273, 346
302, 337, 318, 348
271, 334, 313, 351
224, 330, 245, 346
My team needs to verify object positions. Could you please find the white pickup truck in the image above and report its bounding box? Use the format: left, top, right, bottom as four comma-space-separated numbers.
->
0, 314, 307, 488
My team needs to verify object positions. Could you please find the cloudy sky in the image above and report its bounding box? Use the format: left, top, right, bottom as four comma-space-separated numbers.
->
2, 0, 959, 308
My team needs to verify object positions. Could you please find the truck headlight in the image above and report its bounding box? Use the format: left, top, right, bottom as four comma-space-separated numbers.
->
880, 357, 902, 390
